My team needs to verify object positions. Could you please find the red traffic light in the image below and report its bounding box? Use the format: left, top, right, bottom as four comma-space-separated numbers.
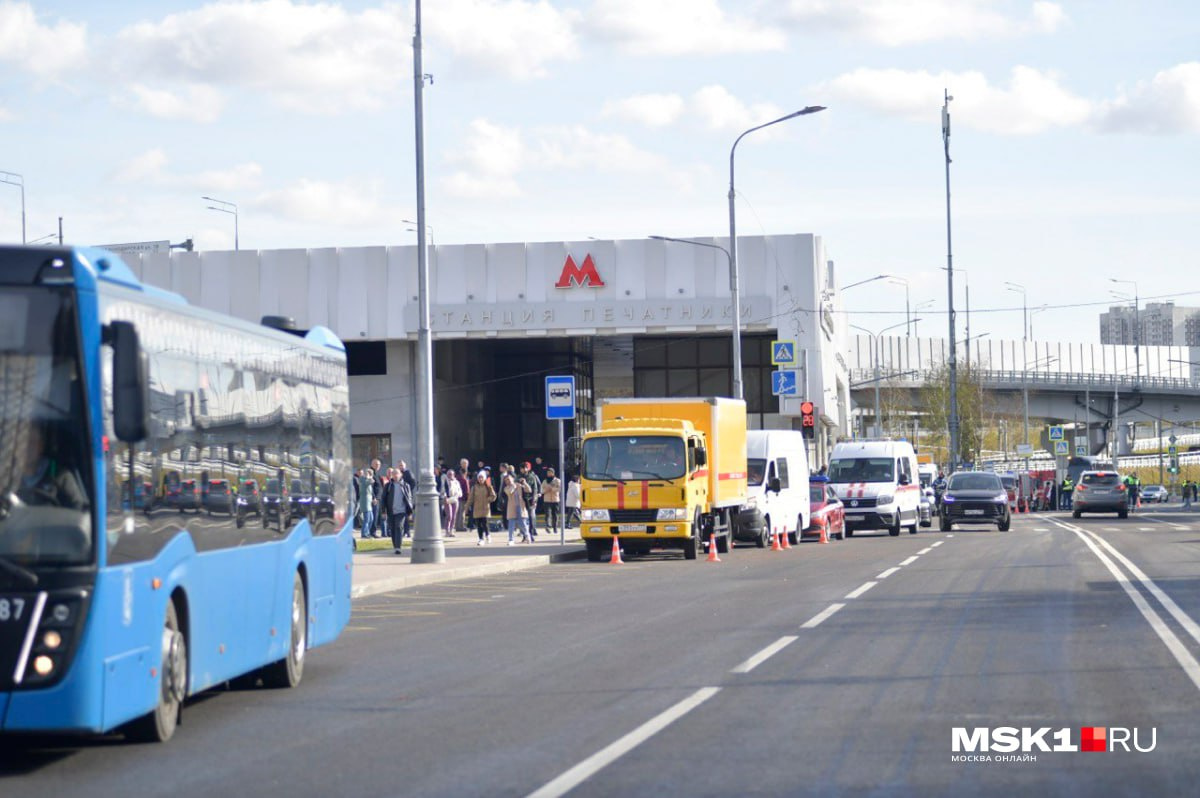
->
800, 401, 814, 414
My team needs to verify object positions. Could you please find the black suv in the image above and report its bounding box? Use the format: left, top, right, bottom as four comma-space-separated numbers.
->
939, 472, 1011, 532
262, 478, 290, 530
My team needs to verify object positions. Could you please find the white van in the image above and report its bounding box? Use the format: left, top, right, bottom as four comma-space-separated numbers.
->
827, 440, 921, 536
734, 430, 811, 547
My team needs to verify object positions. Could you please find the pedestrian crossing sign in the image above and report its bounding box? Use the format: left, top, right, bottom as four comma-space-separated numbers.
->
1054, 440, 1069, 455
1048, 425, 1064, 441
1075, 444, 1088, 456
771, 340, 796, 366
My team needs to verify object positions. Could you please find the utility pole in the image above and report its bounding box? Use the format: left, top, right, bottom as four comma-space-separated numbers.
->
943, 89, 959, 472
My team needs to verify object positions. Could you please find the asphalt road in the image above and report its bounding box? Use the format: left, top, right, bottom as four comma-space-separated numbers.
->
6, 508, 1200, 797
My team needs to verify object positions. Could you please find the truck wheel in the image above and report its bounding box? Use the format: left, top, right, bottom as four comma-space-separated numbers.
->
585, 541, 604, 562
685, 509, 702, 560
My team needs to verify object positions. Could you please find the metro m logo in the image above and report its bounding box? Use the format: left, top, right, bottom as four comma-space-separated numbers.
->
555, 254, 605, 288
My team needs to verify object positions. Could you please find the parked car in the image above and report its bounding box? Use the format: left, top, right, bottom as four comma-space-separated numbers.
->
736, 430, 811, 547
828, 439, 921, 537
1140, 484, 1169, 503
236, 479, 262, 528
802, 476, 844, 542
1073, 471, 1128, 518
203, 479, 236, 515
939, 471, 1011, 532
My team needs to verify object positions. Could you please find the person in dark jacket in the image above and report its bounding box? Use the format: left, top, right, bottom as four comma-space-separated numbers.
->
382, 464, 415, 554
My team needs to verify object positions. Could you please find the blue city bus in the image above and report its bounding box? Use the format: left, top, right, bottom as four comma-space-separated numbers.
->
0, 246, 354, 742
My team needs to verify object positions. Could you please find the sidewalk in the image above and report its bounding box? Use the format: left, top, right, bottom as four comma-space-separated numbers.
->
351, 524, 586, 599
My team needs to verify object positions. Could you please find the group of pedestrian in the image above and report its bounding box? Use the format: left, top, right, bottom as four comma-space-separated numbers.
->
353, 458, 417, 555
357, 454, 585, 551
1180, 479, 1198, 509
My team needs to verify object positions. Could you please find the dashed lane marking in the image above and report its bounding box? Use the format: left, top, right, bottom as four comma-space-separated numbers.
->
876, 567, 900, 579
931, 541, 944, 548
801, 603, 846, 629
731, 636, 799, 674
527, 687, 721, 798
899, 555, 919, 566
845, 582, 877, 599
918, 547, 933, 555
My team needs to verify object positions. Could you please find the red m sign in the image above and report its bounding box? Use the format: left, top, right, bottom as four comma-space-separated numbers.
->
555, 254, 605, 288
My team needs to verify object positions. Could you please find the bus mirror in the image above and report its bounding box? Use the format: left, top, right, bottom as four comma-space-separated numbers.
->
696, 448, 707, 467
110, 321, 149, 442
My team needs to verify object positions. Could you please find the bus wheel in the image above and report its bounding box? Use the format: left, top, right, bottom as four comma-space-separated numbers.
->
263, 572, 307, 689
128, 600, 187, 743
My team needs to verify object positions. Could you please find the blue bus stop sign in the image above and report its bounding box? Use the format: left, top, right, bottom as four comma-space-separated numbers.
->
545, 376, 576, 420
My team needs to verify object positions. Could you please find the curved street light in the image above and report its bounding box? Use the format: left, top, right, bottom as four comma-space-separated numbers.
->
851, 318, 917, 437
728, 105, 826, 400
0, 170, 25, 243
201, 195, 238, 251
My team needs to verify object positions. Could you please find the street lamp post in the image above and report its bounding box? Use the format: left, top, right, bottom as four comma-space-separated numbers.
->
402, 218, 434, 247
1005, 281, 1030, 447
201, 196, 239, 250
0, 171, 25, 243
886, 276, 911, 337
728, 105, 825, 400
851, 320, 913, 437
1110, 278, 1140, 383
409, 0, 443, 564
913, 299, 935, 338
1030, 305, 1050, 341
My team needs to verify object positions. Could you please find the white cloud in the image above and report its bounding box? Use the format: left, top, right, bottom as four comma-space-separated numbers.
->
254, 178, 400, 227
824, 66, 1092, 135
585, 0, 785, 55
442, 118, 526, 199
534, 125, 667, 172
1095, 62, 1200, 135
0, 2, 88, 77
0, 106, 13, 122
128, 84, 226, 124
113, 149, 263, 193
776, 0, 1067, 46
111, 0, 409, 114
425, 0, 581, 79
690, 85, 789, 133
602, 93, 686, 127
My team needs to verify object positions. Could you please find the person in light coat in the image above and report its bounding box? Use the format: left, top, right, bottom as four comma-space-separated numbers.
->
467, 471, 496, 545
565, 473, 581, 528
503, 474, 532, 544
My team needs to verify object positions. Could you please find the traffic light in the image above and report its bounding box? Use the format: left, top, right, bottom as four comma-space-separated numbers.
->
800, 401, 816, 439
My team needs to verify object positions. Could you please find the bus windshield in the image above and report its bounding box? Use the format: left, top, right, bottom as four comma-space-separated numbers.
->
0, 288, 94, 567
583, 435, 686, 481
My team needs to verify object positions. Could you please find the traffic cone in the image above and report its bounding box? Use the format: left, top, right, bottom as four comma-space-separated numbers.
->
609, 535, 623, 564
819, 520, 828, 544
771, 529, 783, 551
706, 533, 721, 562
780, 525, 791, 549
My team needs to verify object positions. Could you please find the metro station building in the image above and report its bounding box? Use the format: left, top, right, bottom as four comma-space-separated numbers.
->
124, 234, 852, 469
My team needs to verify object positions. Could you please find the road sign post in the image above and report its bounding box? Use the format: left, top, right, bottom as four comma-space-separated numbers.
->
546, 376, 576, 545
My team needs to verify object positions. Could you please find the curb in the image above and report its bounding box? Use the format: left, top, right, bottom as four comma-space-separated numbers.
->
351, 547, 588, 599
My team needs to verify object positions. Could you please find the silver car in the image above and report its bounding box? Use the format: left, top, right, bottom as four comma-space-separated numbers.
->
1072, 471, 1128, 518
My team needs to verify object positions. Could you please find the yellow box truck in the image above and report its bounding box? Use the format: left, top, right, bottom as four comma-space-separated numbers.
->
579, 397, 748, 561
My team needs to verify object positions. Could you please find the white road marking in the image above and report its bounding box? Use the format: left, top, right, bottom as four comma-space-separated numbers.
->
899, 555, 919, 566
918, 547, 933, 555
1034, 527, 1050, 531
876, 567, 900, 579
946, 534, 954, 538
801, 603, 846, 629
1104, 527, 1120, 532
1138, 527, 1154, 532
731, 636, 799, 674
845, 582, 877, 599
527, 686, 721, 798
931, 541, 944, 548
1059, 524, 1200, 693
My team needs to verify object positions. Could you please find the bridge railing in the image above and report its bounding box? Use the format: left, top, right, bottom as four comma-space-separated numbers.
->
850, 368, 1198, 392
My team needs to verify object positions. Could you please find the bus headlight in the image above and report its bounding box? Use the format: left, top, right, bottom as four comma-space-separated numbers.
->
581, 509, 610, 521
42, 630, 63, 650
33, 656, 54, 677
656, 508, 688, 521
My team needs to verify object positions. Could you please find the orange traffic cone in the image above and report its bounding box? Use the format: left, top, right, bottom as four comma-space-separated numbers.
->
706, 533, 721, 562
609, 535, 623, 564
819, 520, 828, 544
771, 529, 783, 551
780, 526, 791, 549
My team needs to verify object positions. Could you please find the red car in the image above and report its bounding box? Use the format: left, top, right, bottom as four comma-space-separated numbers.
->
803, 477, 845, 542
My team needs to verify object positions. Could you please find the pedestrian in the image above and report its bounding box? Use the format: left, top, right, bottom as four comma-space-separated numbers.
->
456, 458, 472, 531
467, 471, 496, 545
565, 473, 581, 527
503, 473, 532, 544
1182, 479, 1192, 510
442, 468, 462, 536
541, 467, 561, 535
370, 458, 387, 537
520, 462, 541, 539
1061, 476, 1074, 510
356, 469, 374, 538
382, 468, 413, 554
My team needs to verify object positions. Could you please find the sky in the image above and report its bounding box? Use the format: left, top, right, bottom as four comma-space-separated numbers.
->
2, 0, 1198, 345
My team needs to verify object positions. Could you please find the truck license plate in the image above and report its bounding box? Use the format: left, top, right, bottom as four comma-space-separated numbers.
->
618, 524, 646, 532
